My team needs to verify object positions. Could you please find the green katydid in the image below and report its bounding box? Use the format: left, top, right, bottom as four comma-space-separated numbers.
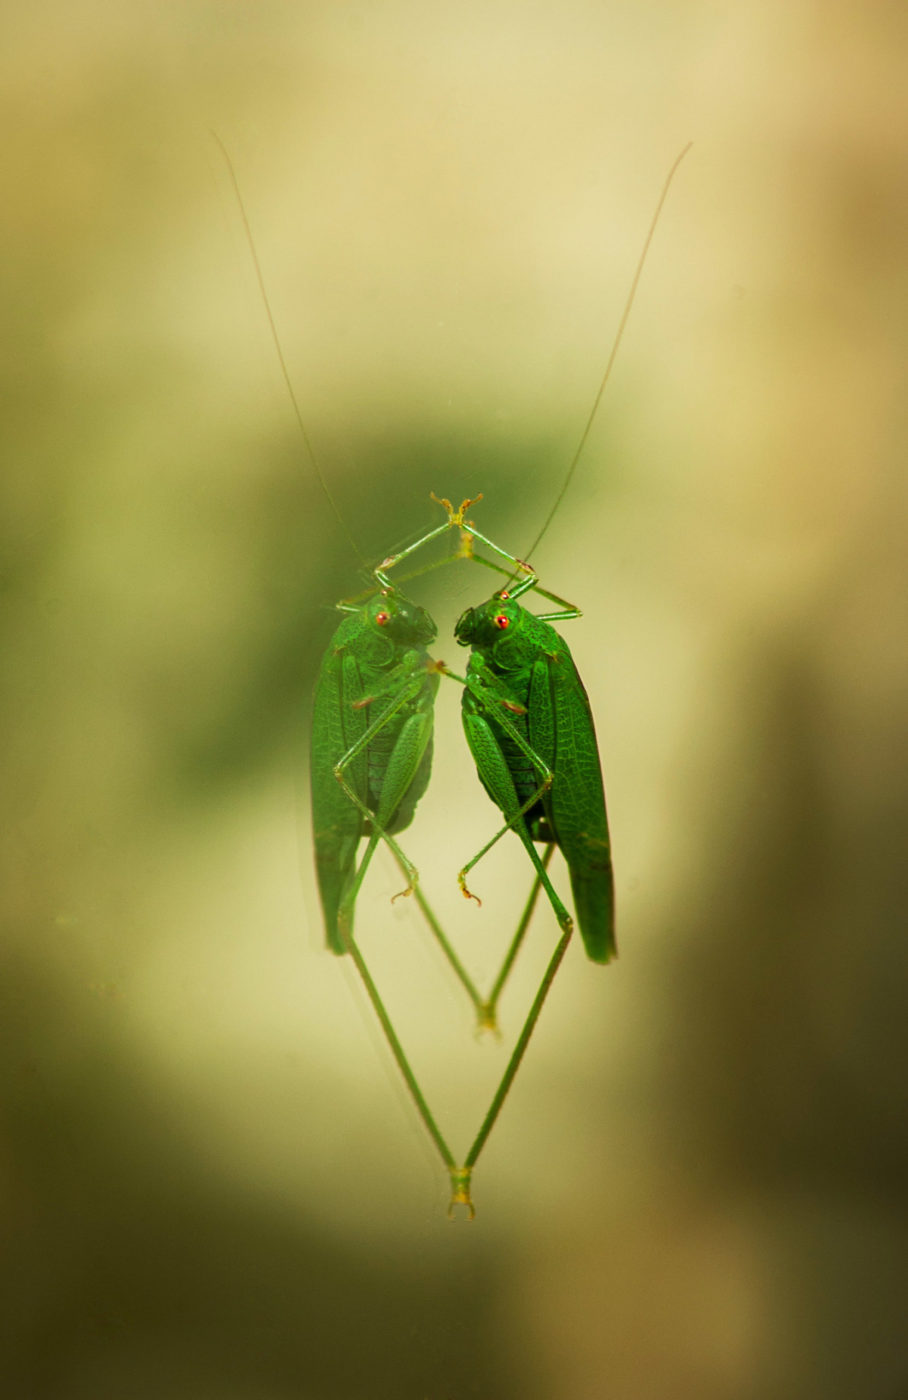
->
452, 585, 615, 965
309, 587, 440, 953
220, 134, 690, 1215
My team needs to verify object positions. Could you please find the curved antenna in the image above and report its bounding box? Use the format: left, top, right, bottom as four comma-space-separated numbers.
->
523, 141, 692, 564
212, 133, 364, 565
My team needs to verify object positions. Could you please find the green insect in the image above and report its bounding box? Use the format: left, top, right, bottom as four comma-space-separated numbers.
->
310, 586, 440, 952
453, 586, 615, 965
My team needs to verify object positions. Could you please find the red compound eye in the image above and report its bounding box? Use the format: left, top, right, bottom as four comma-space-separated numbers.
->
494, 614, 509, 630
375, 611, 390, 626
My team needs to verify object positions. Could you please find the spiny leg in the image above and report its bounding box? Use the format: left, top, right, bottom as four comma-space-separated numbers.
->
448, 914, 574, 1218
447, 661, 573, 933
374, 494, 485, 581
388, 848, 490, 1030
334, 764, 420, 904
393, 847, 555, 1035
481, 844, 555, 1029
373, 492, 550, 603
337, 918, 457, 1186
339, 845, 570, 1219
352, 491, 581, 622
457, 794, 571, 937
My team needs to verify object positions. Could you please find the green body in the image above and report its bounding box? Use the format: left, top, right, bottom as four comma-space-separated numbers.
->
310, 591, 438, 952
455, 594, 615, 963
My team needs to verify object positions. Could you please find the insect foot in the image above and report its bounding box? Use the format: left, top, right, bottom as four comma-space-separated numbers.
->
447, 1167, 476, 1221
458, 871, 482, 908
475, 1002, 500, 1037
429, 491, 483, 527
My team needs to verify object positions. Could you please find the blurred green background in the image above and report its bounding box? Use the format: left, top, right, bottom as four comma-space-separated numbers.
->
3, 3, 907, 1397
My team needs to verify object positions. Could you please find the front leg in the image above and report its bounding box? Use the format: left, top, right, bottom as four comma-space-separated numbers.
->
447, 660, 572, 934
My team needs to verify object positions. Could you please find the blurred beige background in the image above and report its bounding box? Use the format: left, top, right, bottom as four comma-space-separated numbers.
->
2, 3, 907, 1398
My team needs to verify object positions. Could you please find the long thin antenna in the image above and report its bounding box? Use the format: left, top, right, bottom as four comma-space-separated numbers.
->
212, 132, 363, 563
523, 141, 692, 563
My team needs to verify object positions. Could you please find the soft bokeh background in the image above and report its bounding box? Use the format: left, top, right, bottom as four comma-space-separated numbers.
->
3, 3, 907, 1397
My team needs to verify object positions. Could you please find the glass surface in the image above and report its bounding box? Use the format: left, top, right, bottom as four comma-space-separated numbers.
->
2, 7, 906, 1396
